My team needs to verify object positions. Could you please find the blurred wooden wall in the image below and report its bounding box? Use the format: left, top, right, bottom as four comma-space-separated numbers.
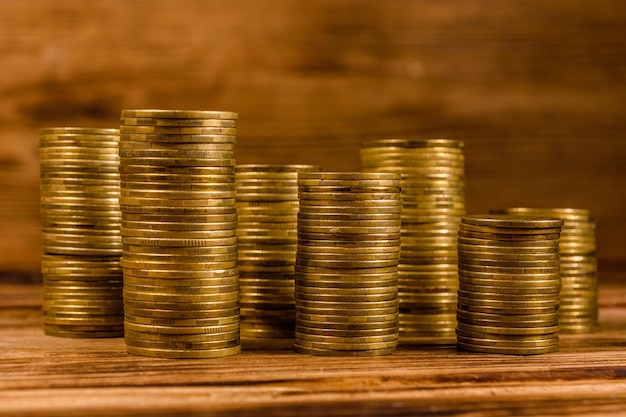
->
1, 0, 624, 282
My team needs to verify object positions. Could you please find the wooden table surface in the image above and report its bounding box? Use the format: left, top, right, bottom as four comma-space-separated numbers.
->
2, 283, 626, 417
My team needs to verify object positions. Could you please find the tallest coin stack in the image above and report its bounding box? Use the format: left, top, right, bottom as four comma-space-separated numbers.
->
361, 139, 466, 341
119, 109, 241, 359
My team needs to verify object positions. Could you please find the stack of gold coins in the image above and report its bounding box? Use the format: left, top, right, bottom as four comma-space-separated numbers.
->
456, 214, 564, 355
235, 164, 319, 338
294, 172, 401, 356
119, 109, 240, 359
360, 139, 465, 341
492, 208, 598, 333
39, 127, 123, 337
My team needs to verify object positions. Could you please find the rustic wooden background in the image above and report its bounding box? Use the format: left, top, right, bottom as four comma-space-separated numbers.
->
1, 0, 624, 282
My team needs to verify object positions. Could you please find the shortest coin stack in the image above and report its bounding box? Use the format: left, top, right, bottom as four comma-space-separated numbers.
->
294, 172, 402, 356
456, 215, 564, 355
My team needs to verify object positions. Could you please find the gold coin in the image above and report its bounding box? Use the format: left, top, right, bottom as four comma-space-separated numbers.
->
458, 230, 561, 241
459, 282, 559, 295
461, 215, 564, 229
457, 309, 558, 321
125, 328, 241, 343
121, 109, 237, 119
119, 196, 235, 207
293, 344, 395, 356
124, 312, 240, 327
124, 336, 240, 351
296, 314, 398, 336
457, 290, 558, 304
298, 172, 400, 181
457, 242, 559, 254
40, 132, 119, 141
119, 140, 234, 151
119, 157, 235, 169
293, 338, 397, 352
296, 304, 398, 317
361, 138, 463, 148
456, 340, 558, 355
295, 296, 397, 308
458, 250, 560, 261
458, 258, 560, 269
119, 148, 234, 159
41, 127, 119, 136
121, 117, 237, 127
123, 243, 237, 255
459, 276, 560, 289
295, 258, 398, 270
44, 328, 123, 338
121, 133, 237, 144
456, 323, 560, 337
121, 219, 237, 232
295, 330, 398, 343
120, 258, 237, 271
492, 207, 592, 222
295, 325, 397, 338
123, 320, 239, 335
298, 205, 402, 215
457, 302, 558, 316
120, 125, 237, 135
456, 334, 558, 348
123, 281, 239, 295
457, 295, 558, 308
126, 344, 240, 359
119, 164, 233, 176
121, 182, 235, 193
297, 179, 400, 188
121, 173, 235, 184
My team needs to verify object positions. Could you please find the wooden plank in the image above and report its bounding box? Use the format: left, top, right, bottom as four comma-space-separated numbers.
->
0, 0, 624, 275
1, 283, 626, 416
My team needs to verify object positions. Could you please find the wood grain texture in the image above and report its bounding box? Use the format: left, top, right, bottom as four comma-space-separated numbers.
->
1, 283, 626, 416
0, 0, 625, 276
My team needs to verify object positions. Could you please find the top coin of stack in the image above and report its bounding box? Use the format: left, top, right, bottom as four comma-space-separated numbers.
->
457, 215, 564, 355
39, 127, 124, 338
294, 172, 402, 356
235, 164, 320, 338
119, 109, 241, 359
360, 139, 465, 342
492, 208, 598, 333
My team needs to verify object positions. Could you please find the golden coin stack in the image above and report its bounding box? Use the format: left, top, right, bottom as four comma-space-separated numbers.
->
360, 139, 465, 341
39, 127, 123, 338
294, 172, 402, 356
235, 165, 319, 338
493, 208, 598, 333
118, 109, 241, 359
456, 214, 564, 355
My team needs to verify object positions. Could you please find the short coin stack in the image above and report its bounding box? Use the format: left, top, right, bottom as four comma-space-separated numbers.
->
235, 164, 319, 338
361, 139, 465, 341
493, 208, 598, 333
456, 215, 564, 355
119, 109, 240, 359
39, 127, 123, 337
294, 172, 401, 356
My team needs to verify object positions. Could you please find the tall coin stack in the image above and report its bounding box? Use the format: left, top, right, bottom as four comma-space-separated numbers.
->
492, 208, 598, 333
119, 109, 240, 359
456, 215, 564, 355
294, 172, 402, 356
235, 165, 319, 338
39, 127, 123, 338
361, 139, 465, 341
